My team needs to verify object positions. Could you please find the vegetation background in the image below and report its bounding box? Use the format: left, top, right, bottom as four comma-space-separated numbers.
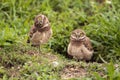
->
0, 0, 120, 80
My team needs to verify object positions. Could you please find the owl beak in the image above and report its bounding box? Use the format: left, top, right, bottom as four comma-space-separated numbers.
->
35, 21, 43, 28
39, 21, 43, 25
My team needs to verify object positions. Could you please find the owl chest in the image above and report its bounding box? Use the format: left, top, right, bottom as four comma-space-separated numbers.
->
31, 29, 52, 44
70, 44, 84, 54
68, 43, 88, 58
30, 31, 43, 45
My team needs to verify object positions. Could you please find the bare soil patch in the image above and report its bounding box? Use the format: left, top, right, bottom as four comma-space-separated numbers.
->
60, 65, 87, 79
27, 50, 39, 55
43, 53, 58, 62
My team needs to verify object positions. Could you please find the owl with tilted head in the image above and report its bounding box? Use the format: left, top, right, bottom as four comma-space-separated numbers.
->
67, 29, 93, 61
27, 14, 52, 53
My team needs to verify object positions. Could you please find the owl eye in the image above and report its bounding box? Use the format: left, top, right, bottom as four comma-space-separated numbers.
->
37, 17, 43, 25
37, 17, 42, 21
80, 33, 84, 37
71, 33, 76, 39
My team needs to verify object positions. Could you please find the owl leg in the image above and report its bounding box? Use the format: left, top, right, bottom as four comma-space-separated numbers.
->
73, 56, 80, 62
38, 45, 40, 54
38, 44, 42, 54
76, 59, 80, 62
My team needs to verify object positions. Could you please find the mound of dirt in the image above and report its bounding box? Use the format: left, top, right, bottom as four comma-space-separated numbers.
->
60, 65, 87, 79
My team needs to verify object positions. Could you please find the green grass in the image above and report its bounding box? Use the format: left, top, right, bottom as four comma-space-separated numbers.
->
0, 45, 120, 79
0, 0, 120, 79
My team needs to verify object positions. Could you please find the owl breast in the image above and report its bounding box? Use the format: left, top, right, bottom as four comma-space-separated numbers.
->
30, 31, 42, 46
68, 43, 84, 60
30, 28, 52, 46
67, 42, 93, 60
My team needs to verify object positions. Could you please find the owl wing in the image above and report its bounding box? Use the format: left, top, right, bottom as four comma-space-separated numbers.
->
27, 25, 37, 43
83, 37, 93, 51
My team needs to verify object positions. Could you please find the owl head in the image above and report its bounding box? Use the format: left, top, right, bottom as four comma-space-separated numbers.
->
70, 29, 86, 41
34, 14, 46, 28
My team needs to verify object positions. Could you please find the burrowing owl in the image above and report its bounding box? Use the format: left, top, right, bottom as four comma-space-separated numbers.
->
27, 14, 52, 53
67, 29, 93, 61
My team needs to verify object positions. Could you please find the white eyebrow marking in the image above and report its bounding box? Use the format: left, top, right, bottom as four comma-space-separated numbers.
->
71, 35, 76, 39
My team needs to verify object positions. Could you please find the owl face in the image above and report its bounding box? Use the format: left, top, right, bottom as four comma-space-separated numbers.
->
34, 14, 44, 28
70, 29, 86, 41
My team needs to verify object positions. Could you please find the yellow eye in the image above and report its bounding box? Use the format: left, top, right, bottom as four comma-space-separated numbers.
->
80, 33, 84, 37
38, 17, 42, 21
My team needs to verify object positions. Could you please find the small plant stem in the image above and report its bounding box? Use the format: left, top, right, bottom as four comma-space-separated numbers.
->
99, 54, 108, 64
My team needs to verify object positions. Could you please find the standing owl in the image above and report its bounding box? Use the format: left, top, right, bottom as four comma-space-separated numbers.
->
27, 14, 52, 53
67, 29, 93, 61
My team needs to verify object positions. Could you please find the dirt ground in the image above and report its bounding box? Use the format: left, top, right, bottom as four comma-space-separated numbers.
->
60, 65, 87, 79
